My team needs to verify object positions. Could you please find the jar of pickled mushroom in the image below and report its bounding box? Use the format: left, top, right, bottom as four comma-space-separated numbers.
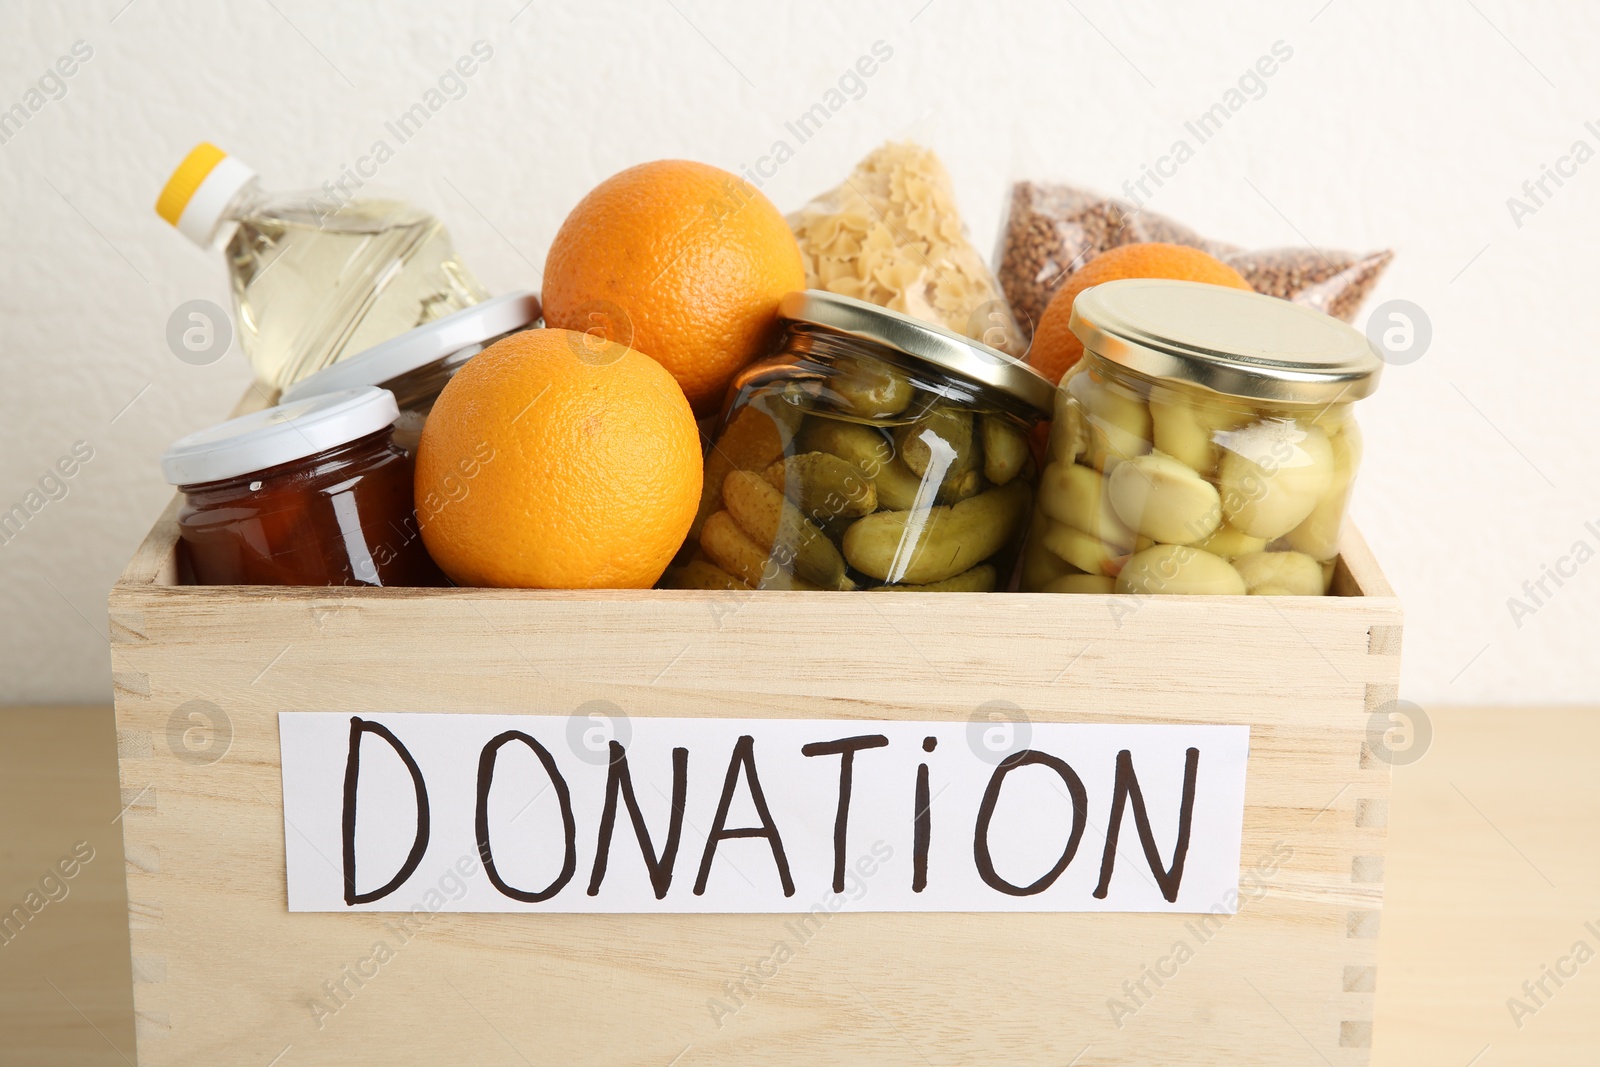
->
671, 290, 1055, 592
1023, 279, 1381, 596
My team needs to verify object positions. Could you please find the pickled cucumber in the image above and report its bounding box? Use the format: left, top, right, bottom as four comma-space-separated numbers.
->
871, 564, 998, 592
662, 556, 752, 591
763, 452, 876, 520
721, 471, 851, 590
695, 393, 804, 538
700, 511, 780, 589
893, 406, 978, 502
938, 466, 983, 505
798, 418, 893, 472
843, 480, 1031, 585
828, 355, 914, 418
981, 415, 1029, 486
873, 455, 927, 511
756, 570, 825, 591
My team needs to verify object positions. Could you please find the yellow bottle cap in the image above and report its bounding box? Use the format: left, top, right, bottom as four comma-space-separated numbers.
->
155, 143, 257, 247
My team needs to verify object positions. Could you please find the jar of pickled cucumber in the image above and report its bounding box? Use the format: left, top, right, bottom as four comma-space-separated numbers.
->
670, 290, 1055, 592
1023, 279, 1382, 596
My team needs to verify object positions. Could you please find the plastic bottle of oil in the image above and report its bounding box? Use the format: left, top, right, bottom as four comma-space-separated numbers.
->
156, 143, 489, 391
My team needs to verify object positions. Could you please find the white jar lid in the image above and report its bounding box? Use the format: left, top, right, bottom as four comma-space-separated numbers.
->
162, 387, 400, 486
279, 290, 542, 404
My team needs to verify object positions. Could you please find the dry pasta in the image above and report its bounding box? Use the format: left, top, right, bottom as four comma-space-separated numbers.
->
789, 142, 1023, 355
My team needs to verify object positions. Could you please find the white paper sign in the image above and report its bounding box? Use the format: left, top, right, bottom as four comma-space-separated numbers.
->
279, 713, 1249, 915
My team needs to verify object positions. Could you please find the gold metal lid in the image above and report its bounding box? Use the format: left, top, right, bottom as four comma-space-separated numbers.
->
1068, 279, 1383, 405
778, 290, 1055, 415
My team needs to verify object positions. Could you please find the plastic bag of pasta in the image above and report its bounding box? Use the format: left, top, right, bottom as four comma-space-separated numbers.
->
789, 142, 1025, 355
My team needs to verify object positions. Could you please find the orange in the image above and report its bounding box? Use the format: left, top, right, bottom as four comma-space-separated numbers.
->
1027, 243, 1253, 384
415, 329, 702, 589
542, 160, 805, 416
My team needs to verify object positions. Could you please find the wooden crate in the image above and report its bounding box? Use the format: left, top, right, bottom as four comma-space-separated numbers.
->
109, 493, 1401, 1067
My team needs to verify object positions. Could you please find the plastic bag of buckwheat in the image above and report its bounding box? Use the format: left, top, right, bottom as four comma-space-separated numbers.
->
993, 180, 1393, 344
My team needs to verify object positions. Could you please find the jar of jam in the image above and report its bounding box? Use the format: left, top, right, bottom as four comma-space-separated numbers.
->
668, 290, 1055, 592
1023, 279, 1382, 596
162, 387, 446, 586
279, 290, 541, 453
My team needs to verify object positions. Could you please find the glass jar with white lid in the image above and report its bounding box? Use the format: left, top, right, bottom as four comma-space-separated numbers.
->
280, 290, 541, 453
162, 387, 445, 587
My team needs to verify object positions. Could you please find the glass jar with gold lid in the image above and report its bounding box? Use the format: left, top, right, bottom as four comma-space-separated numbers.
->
1023, 278, 1382, 596
670, 290, 1055, 592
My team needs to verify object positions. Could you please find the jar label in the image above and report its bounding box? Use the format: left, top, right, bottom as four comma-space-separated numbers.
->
279, 712, 1250, 915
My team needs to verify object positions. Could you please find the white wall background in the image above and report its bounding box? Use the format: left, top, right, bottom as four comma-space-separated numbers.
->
1, 0, 1596, 706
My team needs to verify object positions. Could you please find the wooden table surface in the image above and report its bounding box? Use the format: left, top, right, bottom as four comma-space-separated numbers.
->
2, 704, 1595, 1065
